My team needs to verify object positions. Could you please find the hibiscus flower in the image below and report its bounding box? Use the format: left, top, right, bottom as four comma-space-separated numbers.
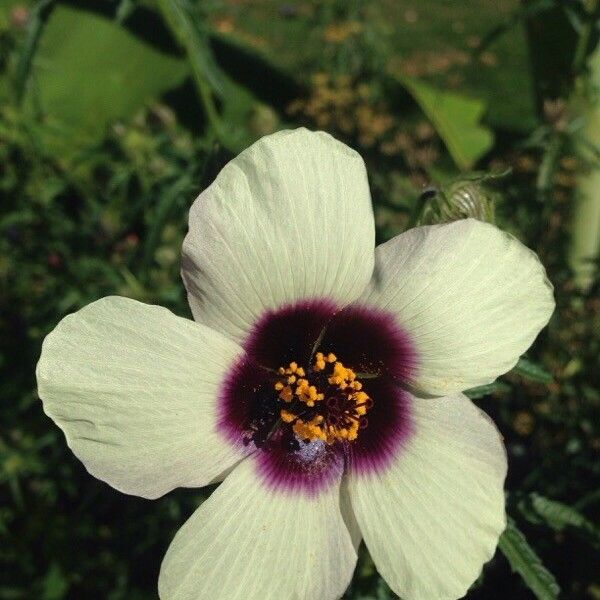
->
36, 128, 554, 600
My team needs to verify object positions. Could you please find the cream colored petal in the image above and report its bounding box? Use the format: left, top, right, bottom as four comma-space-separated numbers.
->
182, 128, 375, 344
361, 219, 554, 395
159, 456, 357, 600
36, 296, 246, 499
348, 393, 507, 600
340, 478, 362, 552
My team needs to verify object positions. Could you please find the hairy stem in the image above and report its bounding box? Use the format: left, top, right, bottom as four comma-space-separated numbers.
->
569, 43, 600, 289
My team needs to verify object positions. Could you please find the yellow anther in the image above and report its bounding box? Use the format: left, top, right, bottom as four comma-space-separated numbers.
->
295, 379, 309, 398
278, 386, 293, 403
354, 391, 369, 403
296, 378, 324, 406
280, 409, 297, 423
274, 356, 372, 445
293, 416, 327, 442
314, 352, 326, 371
328, 366, 354, 387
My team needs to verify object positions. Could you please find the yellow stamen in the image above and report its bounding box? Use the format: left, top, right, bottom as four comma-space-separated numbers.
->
293, 416, 327, 442
278, 386, 293, 403
354, 391, 369, 403
280, 409, 297, 423
273, 354, 373, 444
314, 352, 326, 371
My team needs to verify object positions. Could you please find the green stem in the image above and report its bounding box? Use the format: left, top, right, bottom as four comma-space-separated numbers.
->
569, 43, 600, 290
14, 0, 54, 105
155, 0, 235, 150
572, 0, 599, 75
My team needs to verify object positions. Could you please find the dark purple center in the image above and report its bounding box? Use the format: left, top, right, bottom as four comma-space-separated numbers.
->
218, 299, 417, 495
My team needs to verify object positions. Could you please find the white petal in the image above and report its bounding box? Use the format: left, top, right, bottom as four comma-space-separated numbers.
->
159, 457, 357, 600
348, 393, 507, 600
182, 128, 375, 344
360, 219, 554, 395
340, 478, 362, 552
36, 296, 245, 499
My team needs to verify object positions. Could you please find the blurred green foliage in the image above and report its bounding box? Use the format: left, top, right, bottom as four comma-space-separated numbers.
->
24, 5, 188, 150
395, 75, 494, 170
1, 1, 599, 599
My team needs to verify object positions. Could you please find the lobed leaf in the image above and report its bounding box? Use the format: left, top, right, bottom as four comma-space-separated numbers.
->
464, 380, 511, 399
499, 519, 560, 600
25, 5, 188, 150
396, 75, 494, 170
512, 357, 553, 384
528, 493, 600, 547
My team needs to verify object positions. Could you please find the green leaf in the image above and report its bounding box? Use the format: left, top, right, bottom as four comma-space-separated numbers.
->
25, 6, 188, 148
499, 519, 560, 600
528, 493, 600, 546
464, 380, 511, 399
141, 171, 193, 271
512, 357, 553, 384
396, 75, 494, 170
41, 562, 69, 600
